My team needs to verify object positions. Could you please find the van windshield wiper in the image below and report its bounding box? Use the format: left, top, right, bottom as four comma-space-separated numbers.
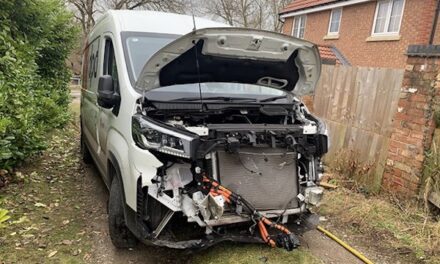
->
259, 95, 288, 102
170, 96, 257, 102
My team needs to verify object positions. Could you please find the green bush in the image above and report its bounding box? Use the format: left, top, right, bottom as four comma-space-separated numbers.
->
0, 0, 78, 169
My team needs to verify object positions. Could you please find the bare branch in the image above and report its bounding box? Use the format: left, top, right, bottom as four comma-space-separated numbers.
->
199, 0, 291, 31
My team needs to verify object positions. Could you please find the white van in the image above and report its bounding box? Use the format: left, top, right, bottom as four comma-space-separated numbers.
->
81, 10, 328, 251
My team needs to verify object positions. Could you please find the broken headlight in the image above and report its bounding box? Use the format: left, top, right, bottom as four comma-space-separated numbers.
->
132, 114, 199, 159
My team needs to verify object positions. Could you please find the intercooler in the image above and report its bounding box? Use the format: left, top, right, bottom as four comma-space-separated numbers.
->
216, 148, 299, 210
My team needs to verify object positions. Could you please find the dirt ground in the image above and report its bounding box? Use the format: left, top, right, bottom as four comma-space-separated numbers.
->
0, 95, 426, 263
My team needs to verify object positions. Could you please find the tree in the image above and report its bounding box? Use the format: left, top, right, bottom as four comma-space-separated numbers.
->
67, 0, 187, 37
67, 0, 96, 36
101, 0, 186, 12
201, 0, 291, 31
268, 0, 292, 32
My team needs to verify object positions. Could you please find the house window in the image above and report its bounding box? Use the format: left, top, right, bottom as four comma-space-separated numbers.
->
292, 15, 306, 39
328, 8, 342, 35
372, 0, 405, 35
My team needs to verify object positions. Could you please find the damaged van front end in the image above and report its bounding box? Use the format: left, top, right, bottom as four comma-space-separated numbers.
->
127, 28, 328, 250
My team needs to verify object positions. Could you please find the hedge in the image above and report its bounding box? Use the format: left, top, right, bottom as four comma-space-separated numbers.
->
0, 0, 78, 169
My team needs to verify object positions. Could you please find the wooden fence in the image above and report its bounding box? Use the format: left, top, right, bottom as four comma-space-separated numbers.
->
310, 65, 404, 191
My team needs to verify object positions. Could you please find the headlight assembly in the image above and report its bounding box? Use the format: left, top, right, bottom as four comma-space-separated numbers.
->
132, 114, 199, 159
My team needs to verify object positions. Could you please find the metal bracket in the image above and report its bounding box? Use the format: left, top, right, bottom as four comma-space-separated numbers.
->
152, 210, 174, 238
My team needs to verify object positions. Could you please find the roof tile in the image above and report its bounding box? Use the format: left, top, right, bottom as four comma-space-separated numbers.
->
281, 0, 340, 14
318, 45, 344, 65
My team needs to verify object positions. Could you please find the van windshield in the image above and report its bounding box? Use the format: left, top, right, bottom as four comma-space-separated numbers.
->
121, 32, 289, 102
122, 32, 177, 84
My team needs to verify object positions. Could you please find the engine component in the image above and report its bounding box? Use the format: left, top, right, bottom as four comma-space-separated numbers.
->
193, 192, 211, 220
152, 210, 174, 238
304, 186, 323, 206
202, 175, 300, 251
208, 194, 225, 220
162, 164, 193, 191
303, 123, 317, 134
181, 194, 205, 227
184, 126, 209, 136
275, 233, 300, 251
225, 136, 240, 153
192, 192, 225, 221
217, 148, 298, 210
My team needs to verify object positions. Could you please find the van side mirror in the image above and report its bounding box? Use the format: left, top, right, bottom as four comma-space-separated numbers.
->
97, 75, 120, 108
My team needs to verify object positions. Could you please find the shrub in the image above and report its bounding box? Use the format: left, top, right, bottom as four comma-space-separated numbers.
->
0, 0, 78, 169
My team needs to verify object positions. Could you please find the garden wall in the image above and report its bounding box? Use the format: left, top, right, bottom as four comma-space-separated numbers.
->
383, 45, 440, 196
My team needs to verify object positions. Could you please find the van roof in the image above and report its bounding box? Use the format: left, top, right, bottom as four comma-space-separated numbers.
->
97, 10, 229, 35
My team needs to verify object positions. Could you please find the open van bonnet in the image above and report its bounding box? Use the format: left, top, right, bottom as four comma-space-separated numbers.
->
135, 27, 321, 96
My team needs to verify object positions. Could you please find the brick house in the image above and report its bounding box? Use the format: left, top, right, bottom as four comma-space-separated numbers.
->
280, 0, 440, 68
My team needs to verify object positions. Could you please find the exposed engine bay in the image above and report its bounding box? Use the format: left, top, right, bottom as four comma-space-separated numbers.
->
131, 98, 328, 250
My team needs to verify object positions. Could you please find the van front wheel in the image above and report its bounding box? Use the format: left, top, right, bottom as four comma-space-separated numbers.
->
108, 176, 138, 248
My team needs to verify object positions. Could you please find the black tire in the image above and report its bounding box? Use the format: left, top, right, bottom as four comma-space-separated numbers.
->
108, 176, 138, 248
80, 133, 93, 164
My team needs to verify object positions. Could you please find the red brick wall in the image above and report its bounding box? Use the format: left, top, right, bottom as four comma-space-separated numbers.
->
282, 0, 438, 68
383, 54, 439, 196
282, 17, 293, 35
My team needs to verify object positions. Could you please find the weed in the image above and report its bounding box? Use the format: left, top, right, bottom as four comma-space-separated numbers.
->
422, 129, 440, 207
326, 149, 375, 192
0, 208, 10, 228
318, 187, 440, 263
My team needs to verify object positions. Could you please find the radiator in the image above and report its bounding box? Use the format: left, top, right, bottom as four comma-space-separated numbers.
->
217, 147, 298, 210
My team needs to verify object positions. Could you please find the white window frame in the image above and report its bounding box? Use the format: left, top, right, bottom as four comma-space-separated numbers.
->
371, 0, 405, 36
328, 8, 343, 35
291, 15, 306, 39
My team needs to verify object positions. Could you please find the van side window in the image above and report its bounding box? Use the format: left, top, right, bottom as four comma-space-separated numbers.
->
103, 39, 119, 93
83, 38, 100, 92
89, 47, 98, 81
82, 45, 89, 90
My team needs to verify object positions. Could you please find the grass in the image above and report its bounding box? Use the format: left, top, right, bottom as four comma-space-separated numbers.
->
317, 187, 440, 263
70, 101, 81, 126
325, 149, 378, 194
0, 124, 92, 263
191, 243, 320, 264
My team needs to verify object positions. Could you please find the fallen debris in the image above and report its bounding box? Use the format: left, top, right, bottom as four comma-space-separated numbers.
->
319, 182, 338, 189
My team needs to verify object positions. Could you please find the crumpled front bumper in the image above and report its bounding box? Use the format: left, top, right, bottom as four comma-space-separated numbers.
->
138, 212, 320, 251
